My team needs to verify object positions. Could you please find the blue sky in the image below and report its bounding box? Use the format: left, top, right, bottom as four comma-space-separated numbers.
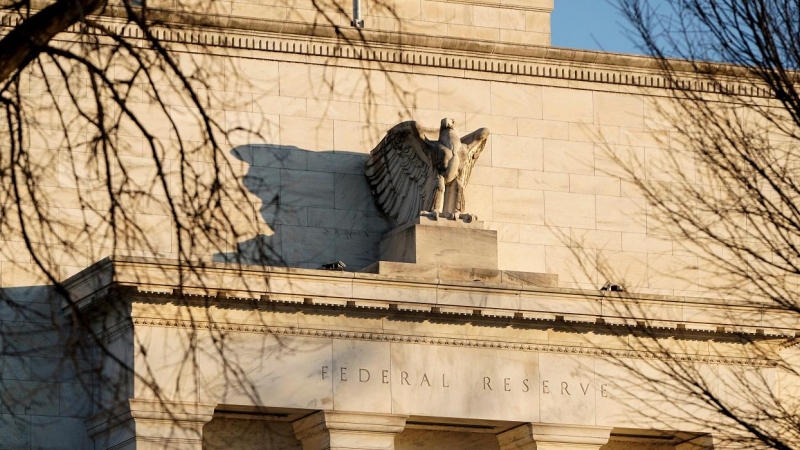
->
551, 0, 643, 54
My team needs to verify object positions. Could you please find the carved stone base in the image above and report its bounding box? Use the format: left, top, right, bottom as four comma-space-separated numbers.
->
378, 216, 498, 270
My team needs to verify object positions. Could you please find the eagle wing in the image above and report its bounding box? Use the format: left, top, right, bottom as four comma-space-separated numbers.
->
457, 127, 490, 212
365, 121, 440, 225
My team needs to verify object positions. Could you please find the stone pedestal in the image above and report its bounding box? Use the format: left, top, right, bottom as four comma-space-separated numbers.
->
361, 260, 558, 286
497, 424, 612, 450
86, 399, 216, 450
292, 411, 407, 450
379, 216, 498, 270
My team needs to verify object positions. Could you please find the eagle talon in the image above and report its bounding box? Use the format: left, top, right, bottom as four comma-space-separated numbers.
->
458, 213, 477, 223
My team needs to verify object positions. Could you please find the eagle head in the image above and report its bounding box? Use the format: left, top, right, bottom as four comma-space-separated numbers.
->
440, 117, 456, 130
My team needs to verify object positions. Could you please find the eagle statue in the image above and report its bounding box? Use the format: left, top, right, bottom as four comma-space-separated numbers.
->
365, 118, 490, 225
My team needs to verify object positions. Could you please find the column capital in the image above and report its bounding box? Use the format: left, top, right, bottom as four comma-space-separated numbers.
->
86, 399, 217, 450
293, 411, 407, 450
497, 423, 612, 450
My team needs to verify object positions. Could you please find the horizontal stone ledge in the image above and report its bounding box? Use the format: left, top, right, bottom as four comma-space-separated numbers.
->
62, 256, 800, 338
117, 290, 797, 340
116, 319, 781, 367
8, 0, 759, 79
64, 256, 768, 310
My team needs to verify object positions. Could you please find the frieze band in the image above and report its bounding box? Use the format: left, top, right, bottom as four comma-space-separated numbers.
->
323, 365, 612, 397
127, 317, 777, 368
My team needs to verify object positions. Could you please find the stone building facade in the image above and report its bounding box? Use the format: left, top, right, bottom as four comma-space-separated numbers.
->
0, 0, 796, 448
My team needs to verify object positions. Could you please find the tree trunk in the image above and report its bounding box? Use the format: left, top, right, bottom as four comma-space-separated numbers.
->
0, 0, 107, 83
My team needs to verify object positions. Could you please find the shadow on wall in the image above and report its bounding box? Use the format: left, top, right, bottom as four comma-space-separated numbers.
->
214, 144, 391, 270
0, 285, 97, 450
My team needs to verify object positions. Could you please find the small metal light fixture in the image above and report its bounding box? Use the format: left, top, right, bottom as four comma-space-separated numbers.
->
352, 0, 365, 28
319, 261, 347, 271
600, 281, 625, 293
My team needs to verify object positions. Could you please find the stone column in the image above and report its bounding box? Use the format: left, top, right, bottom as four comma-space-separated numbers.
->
497, 424, 612, 450
292, 411, 407, 450
86, 399, 216, 450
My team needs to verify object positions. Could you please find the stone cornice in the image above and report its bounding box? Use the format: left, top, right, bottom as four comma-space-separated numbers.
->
0, 6, 771, 97
86, 292, 780, 367
64, 257, 799, 340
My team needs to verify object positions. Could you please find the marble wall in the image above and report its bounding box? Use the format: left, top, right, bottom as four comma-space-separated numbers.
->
0, 287, 94, 450
0, 49, 757, 292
